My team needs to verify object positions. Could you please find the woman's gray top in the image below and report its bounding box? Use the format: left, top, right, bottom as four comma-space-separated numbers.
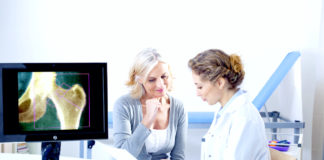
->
113, 94, 187, 160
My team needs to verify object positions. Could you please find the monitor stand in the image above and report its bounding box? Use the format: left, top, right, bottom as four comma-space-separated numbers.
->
40, 140, 95, 159
41, 141, 61, 160
87, 140, 95, 159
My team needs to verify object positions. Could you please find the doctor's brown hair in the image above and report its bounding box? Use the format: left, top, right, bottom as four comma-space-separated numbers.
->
188, 49, 245, 89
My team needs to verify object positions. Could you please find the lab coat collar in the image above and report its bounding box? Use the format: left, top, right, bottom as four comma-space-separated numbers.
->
210, 89, 247, 127
217, 89, 245, 116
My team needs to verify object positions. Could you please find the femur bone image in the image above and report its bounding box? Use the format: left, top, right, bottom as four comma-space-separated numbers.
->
18, 72, 87, 130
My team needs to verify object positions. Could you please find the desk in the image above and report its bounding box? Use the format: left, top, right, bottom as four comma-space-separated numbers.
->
91, 140, 136, 160
0, 153, 89, 160
285, 145, 301, 160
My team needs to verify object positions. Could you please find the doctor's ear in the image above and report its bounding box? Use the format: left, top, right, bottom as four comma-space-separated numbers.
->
217, 78, 226, 90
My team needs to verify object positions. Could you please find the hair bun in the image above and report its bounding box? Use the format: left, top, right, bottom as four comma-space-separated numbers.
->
229, 54, 243, 73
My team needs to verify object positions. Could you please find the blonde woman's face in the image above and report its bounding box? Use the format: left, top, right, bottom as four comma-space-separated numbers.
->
142, 62, 170, 98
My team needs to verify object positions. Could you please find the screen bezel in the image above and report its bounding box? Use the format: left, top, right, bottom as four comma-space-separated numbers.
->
0, 63, 108, 142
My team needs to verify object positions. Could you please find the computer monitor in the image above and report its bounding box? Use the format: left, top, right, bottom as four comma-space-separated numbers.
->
0, 63, 108, 142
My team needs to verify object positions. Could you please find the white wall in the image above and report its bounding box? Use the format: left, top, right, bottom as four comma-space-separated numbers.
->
1, 0, 323, 159
309, 1, 324, 157
311, 52, 324, 160
1, 0, 322, 111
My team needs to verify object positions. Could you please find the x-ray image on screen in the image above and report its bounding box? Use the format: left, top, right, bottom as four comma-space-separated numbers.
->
18, 72, 90, 131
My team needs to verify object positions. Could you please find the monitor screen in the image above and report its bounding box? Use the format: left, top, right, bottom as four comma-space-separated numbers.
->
0, 63, 108, 142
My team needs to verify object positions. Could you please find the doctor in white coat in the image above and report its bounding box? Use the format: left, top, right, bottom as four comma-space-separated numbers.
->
188, 49, 270, 160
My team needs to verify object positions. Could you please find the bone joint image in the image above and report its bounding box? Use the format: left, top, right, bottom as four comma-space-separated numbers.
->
18, 72, 88, 130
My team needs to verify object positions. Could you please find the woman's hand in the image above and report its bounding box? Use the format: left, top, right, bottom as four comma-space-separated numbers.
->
141, 98, 161, 129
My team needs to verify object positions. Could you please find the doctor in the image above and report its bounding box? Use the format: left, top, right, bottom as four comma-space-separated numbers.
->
188, 49, 270, 160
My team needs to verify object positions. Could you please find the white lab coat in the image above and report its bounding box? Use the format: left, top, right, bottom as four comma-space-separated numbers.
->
201, 90, 270, 160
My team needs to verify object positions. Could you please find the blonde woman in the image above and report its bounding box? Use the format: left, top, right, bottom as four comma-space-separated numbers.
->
188, 49, 270, 160
113, 48, 187, 160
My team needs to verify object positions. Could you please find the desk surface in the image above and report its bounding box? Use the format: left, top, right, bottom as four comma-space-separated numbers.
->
0, 153, 88, 160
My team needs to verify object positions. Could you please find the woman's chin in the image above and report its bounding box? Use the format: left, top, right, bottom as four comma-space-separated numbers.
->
155, 92, 166, 97
207, 101, 216, 105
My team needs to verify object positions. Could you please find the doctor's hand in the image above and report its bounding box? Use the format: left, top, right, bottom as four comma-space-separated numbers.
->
141, 98, 161, 129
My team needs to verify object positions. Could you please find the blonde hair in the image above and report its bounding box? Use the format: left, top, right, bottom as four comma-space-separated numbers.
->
126, 48, 173, 99
188, 49, 245, 89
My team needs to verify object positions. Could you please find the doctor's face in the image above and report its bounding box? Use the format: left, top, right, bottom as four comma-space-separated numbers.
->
142, 62, 170, 99
192, 71, 221, 105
